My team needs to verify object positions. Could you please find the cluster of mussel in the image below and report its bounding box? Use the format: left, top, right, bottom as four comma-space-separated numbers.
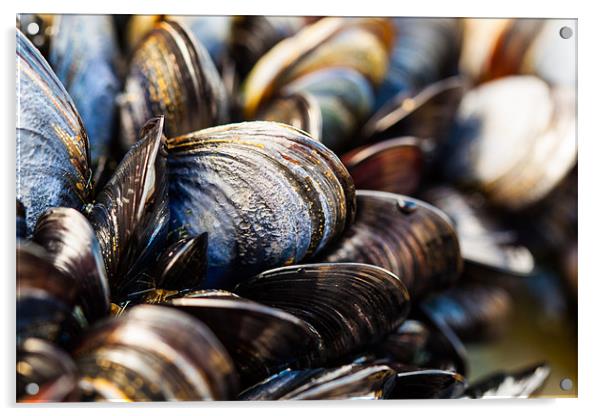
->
16, 15, 576, 401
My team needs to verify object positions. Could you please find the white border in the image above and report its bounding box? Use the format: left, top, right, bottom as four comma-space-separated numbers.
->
2, 0, 599, 415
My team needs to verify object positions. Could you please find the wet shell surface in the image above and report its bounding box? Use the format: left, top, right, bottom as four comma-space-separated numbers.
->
341, 137, 424, 196
74, 305, 239, 401
235, 263, 410, 362
120, 20, 228, 146
321, 190, 463, 298
33, 207, 110, 324
166, 294, 322, 386
16, 29, 92, 236
87, 117, 169, 298
167, 121, 356, 288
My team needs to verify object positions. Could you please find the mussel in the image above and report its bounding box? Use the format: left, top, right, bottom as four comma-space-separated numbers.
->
341, 137, 424, 195
163, 291, 322, 386
235, 263, 410, 362
86, 117, 169, 299
242, 17, 394, 118
444, 76, 576, 210
17, 29, 92, 235
258, 67, 375, 153
33, 207, 110, 324
321, 190, 463, 298
120, 20, 228, 147
167, 121, 355, 288
229, 16, 308, 81
17, 242, 80, 345
74, 305, 239, 401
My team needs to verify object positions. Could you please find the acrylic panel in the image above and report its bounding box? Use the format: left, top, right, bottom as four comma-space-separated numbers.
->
15, 14, 577, 402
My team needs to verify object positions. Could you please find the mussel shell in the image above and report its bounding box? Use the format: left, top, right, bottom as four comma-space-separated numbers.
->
256, 93, 322, 140
371, 320, 429, 367
278, 67, 375, 153
229, 16, 307, 79
321, 190, 463, 298
239, 364, 396, 400
75, 305, 239, 401
120, 20, 228, 147
388, 368, 466, 399
422, 284, 513, 342
341, 137, 423, 195
166, 294, 322, 386
17, 242, 80, 345
242, 17, 394, 118
361, 76, 466, 144
49, 15, 121, 168
167, 121, 355, 288
33, 207, 110, 324
153, 233, 208, 291
444, 76, 576, 210
235, 263, 410, 363
422, 186, 534, 276
87, 117, 169, 299
463, 362, 550, 398
17, 338, 79, 402
167, 16, 232, 66
17, 29, 92, 236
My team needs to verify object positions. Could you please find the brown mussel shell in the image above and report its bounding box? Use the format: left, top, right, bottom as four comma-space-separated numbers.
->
33, 207, 110, 324
167, 121, 355, 288
153, 233, 208, 291
17, 242, 80, 345
341, 137, 424, 196
235, 263, 410, 363
165, 294, 322, 387
74, 305, 239, 401
321, 190, 463, 298
120, 20, 228, 147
